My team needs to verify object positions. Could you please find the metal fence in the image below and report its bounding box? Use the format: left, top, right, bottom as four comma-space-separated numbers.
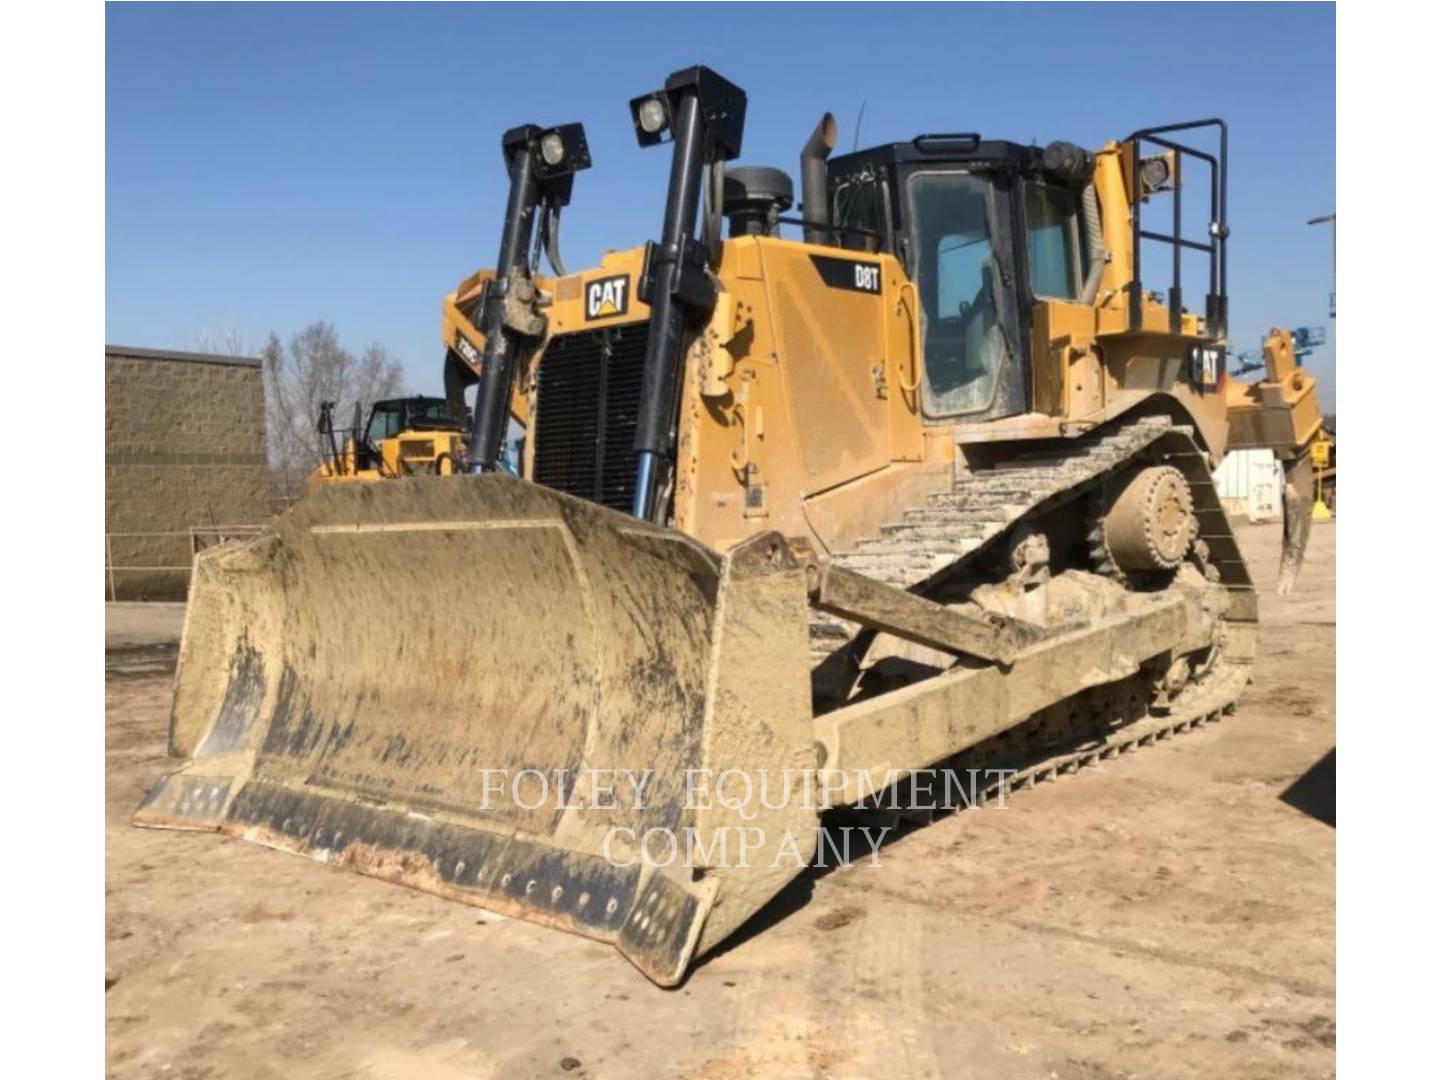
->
105, 525, 265, 602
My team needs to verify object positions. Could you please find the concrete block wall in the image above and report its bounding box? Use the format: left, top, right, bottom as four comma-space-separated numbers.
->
105, 346, 272, 598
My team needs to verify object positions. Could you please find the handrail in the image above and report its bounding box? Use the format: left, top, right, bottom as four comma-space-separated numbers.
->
896, 280, 923, 396
105, 525, 265, 601
1125, 118, 1228, 339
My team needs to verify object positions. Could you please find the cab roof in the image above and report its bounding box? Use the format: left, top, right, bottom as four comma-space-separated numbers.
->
829, 136, 1043, 177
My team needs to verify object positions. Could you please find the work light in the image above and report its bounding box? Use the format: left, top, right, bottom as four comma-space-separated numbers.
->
540, 132, 565, 167
532, 123, 591, 179
1140, 154, 1172, 192
629, 93, 672, 146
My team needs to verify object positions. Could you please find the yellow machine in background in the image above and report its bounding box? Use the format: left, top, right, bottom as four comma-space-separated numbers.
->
141, 67, 1324, 988
308, 396, 466, 492
1310, 425, 1335, 519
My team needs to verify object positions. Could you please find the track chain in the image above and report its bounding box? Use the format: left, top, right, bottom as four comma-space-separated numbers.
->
836, 666, 1246, 831
963, 666, 1248, 808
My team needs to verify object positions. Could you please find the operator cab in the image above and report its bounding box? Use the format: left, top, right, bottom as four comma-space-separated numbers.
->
819, 122, 1228, 428
358, 396, 462, 470
363, 396, 462, 444
823, 136, 1091, 424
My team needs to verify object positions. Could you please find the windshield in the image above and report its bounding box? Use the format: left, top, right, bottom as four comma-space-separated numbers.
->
908, 172, 1009, 416
365, 399, 454, 444
405, 399, 456, 427
365, 403, 405, 444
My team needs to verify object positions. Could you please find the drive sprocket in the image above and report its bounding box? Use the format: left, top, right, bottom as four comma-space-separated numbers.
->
1093, 464, 1197, 578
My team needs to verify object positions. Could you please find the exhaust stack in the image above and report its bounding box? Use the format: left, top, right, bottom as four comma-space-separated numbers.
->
800, 112, 838, 246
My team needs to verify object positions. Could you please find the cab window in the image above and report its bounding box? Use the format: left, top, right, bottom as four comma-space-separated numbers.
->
1023, 181, 1084, 300
907, 171, 1009, 416
410, 399, 454, 427
365, 403, 403, 444
832, 174, 885, 253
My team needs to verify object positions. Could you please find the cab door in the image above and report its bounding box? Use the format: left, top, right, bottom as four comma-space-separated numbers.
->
904, 167, 1028, 423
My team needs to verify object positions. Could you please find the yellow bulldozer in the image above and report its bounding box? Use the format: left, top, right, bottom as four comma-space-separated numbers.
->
308, 396, 467, 491
136, 66, 1321, 987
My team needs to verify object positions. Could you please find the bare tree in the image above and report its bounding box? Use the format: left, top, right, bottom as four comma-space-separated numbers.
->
261, 321, 408, 501
194, 325, 251, 357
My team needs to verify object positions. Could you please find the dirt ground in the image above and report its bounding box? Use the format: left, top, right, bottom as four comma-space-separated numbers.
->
105, 602, 185, 649
105, 520, 1335, 1080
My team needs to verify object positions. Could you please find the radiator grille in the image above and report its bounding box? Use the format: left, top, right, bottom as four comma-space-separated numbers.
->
532, 323, 648, 513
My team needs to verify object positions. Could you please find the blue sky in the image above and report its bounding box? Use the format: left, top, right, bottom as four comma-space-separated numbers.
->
106, 2, 1336, 410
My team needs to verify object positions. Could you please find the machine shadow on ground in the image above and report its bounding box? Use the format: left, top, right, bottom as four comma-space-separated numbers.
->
1280, 746, 1336, 827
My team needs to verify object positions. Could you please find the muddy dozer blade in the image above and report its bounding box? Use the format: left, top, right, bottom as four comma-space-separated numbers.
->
1279, 452, 1314, 596
133, 476, 819, 986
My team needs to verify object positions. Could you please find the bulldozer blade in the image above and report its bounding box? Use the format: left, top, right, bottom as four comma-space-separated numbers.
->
133, 476, 819, 986
1279, 452, 1314, 596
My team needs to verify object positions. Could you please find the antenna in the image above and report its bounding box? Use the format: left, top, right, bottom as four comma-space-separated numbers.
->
852, 100, 866, 152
